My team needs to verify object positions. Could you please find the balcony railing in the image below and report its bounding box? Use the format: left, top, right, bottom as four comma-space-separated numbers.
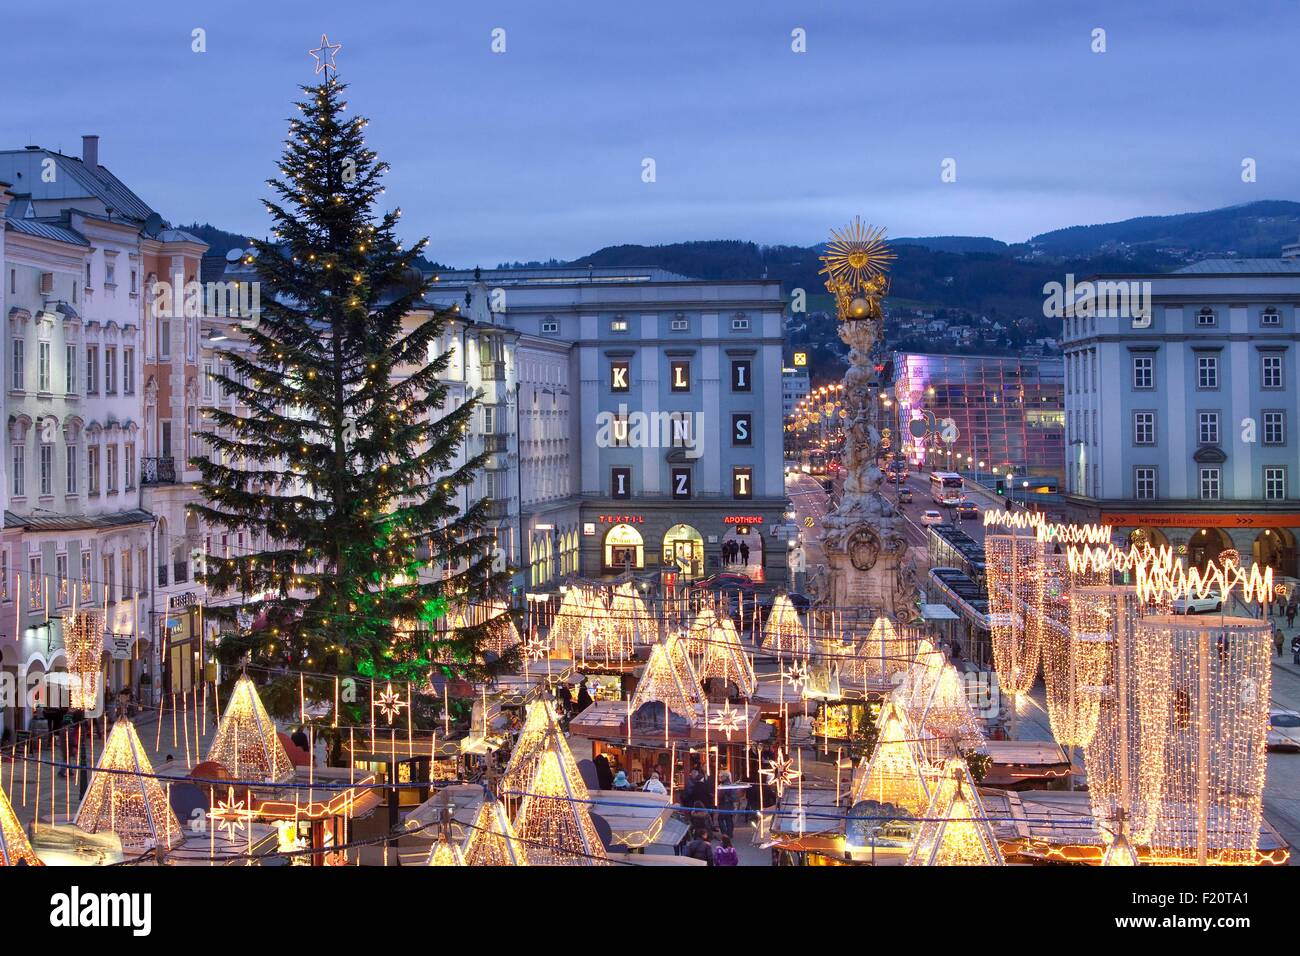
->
141, 457, 177, 485
483, 434, 508, 453
173, 561, 189, 584
484, 500, 511, 520
480, 361, 507, 382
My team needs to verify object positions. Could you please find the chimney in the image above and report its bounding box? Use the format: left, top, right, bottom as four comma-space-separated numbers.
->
81, 134, 99, 168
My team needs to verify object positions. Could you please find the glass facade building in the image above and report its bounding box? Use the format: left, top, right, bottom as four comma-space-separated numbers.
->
893, 352, 1065, 481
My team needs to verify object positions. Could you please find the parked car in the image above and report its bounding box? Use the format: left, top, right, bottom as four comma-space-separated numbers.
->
920, 509, 944, 526
1171, 591, 1223, 614
898, 487, 914, 504
688, 571, 754, 593
1268, 710, 1300, 751
954, 501, 979, 520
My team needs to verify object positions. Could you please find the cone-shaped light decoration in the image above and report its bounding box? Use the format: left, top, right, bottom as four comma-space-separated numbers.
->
762, 594, 809, 658
850, 700, 932, 816
698, 615, 756, 697
207, 674, 294, 782
76, 719, 182, 850
427, 832, 466, 866
464, 798, 529, 865
513, 747, 608, 865
502, 700, 588, 801
0, 772, 41, 865
628, 634, 703, 724
906, 757, 1004, 866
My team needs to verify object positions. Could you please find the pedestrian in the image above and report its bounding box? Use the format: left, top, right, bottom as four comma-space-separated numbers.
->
556, 682, 573, 713
683, 827, 714, 865
1276, 626, 1286, 658
576, 680, 594, 713
1289, 602, 1298, 629
593, 751, 615, 791
683, 767, 704, 806
739, 541, 750, 565
643, 770, 667, 795
713, 834, 739, 867
612, 770, 631, 790
690, 799, 713, 835
1292, 634, 1300, 666
716, 770, 736, 839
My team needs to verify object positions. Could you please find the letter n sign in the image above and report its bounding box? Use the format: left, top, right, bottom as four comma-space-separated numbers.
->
611, 467, 631, 499
731, 360, 751, 391
671, 360, 691, 392
671, 467, 692, 500
610, 360, 630, 392
732, 413, 752, 446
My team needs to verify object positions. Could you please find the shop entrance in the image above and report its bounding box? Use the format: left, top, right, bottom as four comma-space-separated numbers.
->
662, 524, 704, 579
721, 524, 764, 580
603, 523, 645, 573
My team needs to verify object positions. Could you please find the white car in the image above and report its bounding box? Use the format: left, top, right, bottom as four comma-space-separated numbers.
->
1268, 710, 1300, 751
920, 509, 944, 526
1171, 592, 1223, 614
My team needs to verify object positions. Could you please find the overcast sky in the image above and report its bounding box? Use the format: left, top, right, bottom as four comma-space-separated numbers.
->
2, 0, 1295, 265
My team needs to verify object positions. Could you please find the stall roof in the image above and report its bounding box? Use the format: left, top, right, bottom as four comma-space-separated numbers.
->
919, 603, 959, 621
981, 789, 1291, 866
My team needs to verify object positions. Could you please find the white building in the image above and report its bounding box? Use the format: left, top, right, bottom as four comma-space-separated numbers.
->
1063, 257, 1300, 576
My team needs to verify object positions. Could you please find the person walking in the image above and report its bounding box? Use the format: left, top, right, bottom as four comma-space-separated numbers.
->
1288, 602, 1298, 630
739, 541, 750, 566
683, 827, 714, 865
1277, 625, 1286, 659
1292, 633, 1300, 666
716, 770, 736, 839
713, 835, 739, 867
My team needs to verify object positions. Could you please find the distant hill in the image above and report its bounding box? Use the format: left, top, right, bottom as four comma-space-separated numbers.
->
190, 199, 1300, 358
892, 236, 1009, 254
175, 222, 259, 256
1028, 200, 1300, 257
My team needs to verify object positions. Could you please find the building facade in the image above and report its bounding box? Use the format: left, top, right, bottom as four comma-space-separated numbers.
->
893, 352, 1065, 482
421, 268, 789, 587
1062, 258, 1300, 576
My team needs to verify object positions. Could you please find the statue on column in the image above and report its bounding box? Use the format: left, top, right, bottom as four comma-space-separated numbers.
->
815, 220, 908, 613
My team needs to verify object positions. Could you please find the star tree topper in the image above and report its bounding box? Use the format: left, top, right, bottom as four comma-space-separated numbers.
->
309, 34, 343, 75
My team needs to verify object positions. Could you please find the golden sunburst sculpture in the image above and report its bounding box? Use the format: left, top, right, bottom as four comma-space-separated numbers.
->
819, 217, 895, 320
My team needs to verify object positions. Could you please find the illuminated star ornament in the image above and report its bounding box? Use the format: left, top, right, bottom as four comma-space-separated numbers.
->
376, 683, 406, 725
760, 747, 801, 797
781, 659, 810, 694
309, 34, 343, 75
524, 635, 550, 662
212, 787, 252, 841
709, 701, 744, 740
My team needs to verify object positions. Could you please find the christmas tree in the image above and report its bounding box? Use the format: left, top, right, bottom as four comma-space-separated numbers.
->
191, 60, 514, 715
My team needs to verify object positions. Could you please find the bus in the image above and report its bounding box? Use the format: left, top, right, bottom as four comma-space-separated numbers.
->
808, 450, 829, 476
929, 471, 964, 506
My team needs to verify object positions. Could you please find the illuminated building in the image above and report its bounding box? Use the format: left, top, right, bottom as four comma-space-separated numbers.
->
893, 352, 1065, 483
